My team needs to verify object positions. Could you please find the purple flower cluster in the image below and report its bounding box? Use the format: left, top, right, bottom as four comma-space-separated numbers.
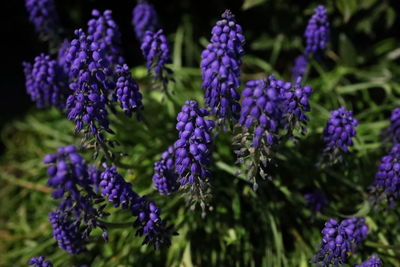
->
174, 101, 215, 198
88, 9, 124, 65
25, 0, 60, 41
322, 106, 358, 162
44, 145, 91, 201
28, 257, 53, 267
132, 1, 159, 41
114, 64, 143, 117
201, 10, 245, 125
291, 54, 308, 81
49, 210, 86, 255
235, 75, 312, 185
141, 29, 172, 84
371, 144, 400, 205
388, 107, 400, 144
304, 189, 328, 214
313, 217, 368, 266
99, 164, 171, 248
210, 10, 245, 58
23, 54, 67, 109
356, 255, 382, 267
304, 5, 329, 56
153, 146, 179, 195
65, 29, 113, 138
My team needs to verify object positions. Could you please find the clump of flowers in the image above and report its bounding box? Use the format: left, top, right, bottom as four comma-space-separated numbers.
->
291, 54, 308, 81
370, 144, 400, 206
201, 10, 245, 126
23, 54, 68, 109
29, 257, 53, 267
99, 164, 172, 248
25, 0, 61, 42
141, 29, 173, 86
234, 75, 312, 187
355, 255, 382, 267
304, 189, 328, 214
322, 106, 358, 164
132, 0, 159, 41
65, 29, 114, 141
173, 100, 215, 209
153, 146, 179, 195
114, 64, 143, 117
87, 9, 124, 65
304, 5, 329, 56
312, 217, 368, 266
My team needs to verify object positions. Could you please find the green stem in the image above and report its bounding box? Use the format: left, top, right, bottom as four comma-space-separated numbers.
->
365, 241, 400, 251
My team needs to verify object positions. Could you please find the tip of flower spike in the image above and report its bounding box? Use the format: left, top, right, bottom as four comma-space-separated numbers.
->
221, 9, 235, 20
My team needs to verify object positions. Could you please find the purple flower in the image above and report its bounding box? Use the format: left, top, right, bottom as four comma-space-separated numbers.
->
25, 0, 60, 41
304, 5, 329, 56
210, 10, 245, 58
304, 189, 328, 214
57, 39, 71, 74
201, 43, 241, 125
23, 54, 68, 109
65, 29, 113, 138
87, 9, 124, 65
388, 107, 400, 144
370, 144, 400, 205
322, 106, 358, 163
174, 100, 215, 205
49, 209, 86, 254
141, 29, 173, 84
132, 1, 159, 41
153, 146, 179, 195
201, 10, 245, 126
312, 217, 368, 266
99, 164, 171, 248
44, 145, 90, 201
114, 64, 143, 117
282, 77, 312, 136
28, 257, 53, 267
355, 255, 382, 267
291, 54, 308, 81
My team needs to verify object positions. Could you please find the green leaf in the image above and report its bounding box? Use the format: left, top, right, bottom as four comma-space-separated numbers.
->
242, 0, 267, 10
339, 33, 357, 67
336, 0, 359, 22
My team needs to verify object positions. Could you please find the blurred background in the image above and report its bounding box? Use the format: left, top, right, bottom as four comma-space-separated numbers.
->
2, 0, 400, 266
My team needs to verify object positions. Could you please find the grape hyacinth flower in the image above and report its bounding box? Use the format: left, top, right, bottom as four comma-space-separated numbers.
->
49, 209, 86, 254
370, 144, 400, 206
99, 164, 172, 248
28, 257, 53, 267
88, 9, 124, 65
291, 54, 308, 81
282, 76, 312, 137
132, 0, 159, 41
322, 106, 358, 163
304, 189, 328, 214
114, 64, 143, 117
356, 255, 382, 267
44, 145, 91, 201
388, 107, 400, 144
57, 39, 71, 74
153, 146, 179, 195
25, 0, 61, 42
23, 54, 68, 109
65, 29, 113, 139
201, 43, 241, 126
210, 10, 245, 59
312, 217, 368, 266
141, 29, 173, 85
304, 5, 329, 56
174, 100, 215, 207
201, 10, 245, 126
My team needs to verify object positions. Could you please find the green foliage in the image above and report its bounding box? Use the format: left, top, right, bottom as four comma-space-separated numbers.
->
1, 1, 400, 266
